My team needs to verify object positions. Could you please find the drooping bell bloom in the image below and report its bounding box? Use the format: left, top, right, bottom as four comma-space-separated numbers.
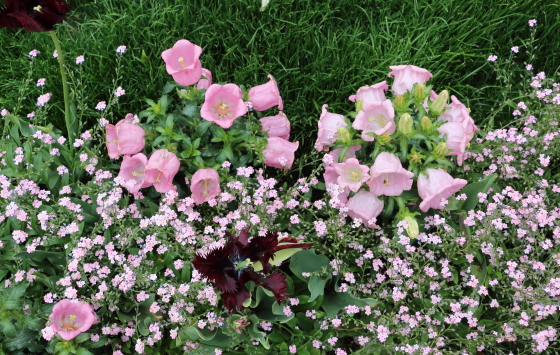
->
367, 152, 414, 196
334, 158, 370, 193
346, 189, 384, 226
437, 122, 470, 166
388, 65, 433, 95
329, 145, 361, 165
248, 75, 283, 111
196, 68, 212, 90
348, 81, 389, 103
438, 95, 479, 136
200, 83, 247, 129
323, 166, 350, 204
190, 168, 221, 204
260, 111, 290, 140
105, 114, 145, 159
117, 153, 152, 193
161, 39, 203, 86
49, 299, 95, 341
352, 99, 396, 142
0, 0, 71, 32
193, 229, 312, 312
263, 137, 299, 169
417, 168, 467, 212
315, 104, 347, 151
144, 149, 180, 193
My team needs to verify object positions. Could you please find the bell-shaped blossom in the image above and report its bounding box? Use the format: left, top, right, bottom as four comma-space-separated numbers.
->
0, 0, 71, 32
49, 299, 95, 341
438, 95, 479, 136
329, 145, 361, 165
248, 75, 283, 111
334, 158, 370, 193
144, 149, 180, 193
196, 68, 212, 90
352, 99, 395, 142
260, 111, 290, 140
388, 65, 433, 95
417, 168, 467, 212
190, 168, 221, 204
323, 166, 350, 204
200, 83, 248, 129
348, 81, 389, 103
315, 105, 347, 151
105, 114, 145, 159
346, 189, 384, 226
367, 152, 413, 196
263, 137, 299, 169
117, 153, 152, 193
438, 122, 469, 166
161, 39, 203, 86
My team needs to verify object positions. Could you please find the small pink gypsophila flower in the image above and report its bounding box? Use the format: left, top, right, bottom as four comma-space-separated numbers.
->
387, 65, 433, 95
161, 39, 203, 86
367, 152, 413, 196
334, 158, 370, 192
352, 99, 395, 142
417, 168, 467, 212
528, 19, 537, 27
49, 299, 95, 341
200, 83, 247, 129
487, 55, 498, 62
248, 74, 283, 111
37, 93, 51, 107
190, 168, 221, 204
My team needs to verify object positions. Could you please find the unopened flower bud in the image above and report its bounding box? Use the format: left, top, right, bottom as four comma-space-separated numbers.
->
420, 116, 432, 131
398, 113, 413, 135
337, 127, 351, 144
429, 90, 449, 114
434, 142, 449, 157
413, 84, 427, 102
404, 215, 419, 239
393, 95, 408, 113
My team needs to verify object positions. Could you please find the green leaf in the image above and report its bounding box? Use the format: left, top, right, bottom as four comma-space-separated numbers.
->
289, 249, 330, 281
308, 274, 329, 302
0, 318, 16, 338
74, 333, 90, 344
460, 174, 497, 212
247, 315, 270, 349
75, 348, 94, 355
322, 291, 378, 318
2, 330, 37, 351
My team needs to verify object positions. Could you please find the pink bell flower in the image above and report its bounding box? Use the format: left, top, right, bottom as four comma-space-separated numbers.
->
352, 99, 396, 142
346, 189, 384, 226
348, 81, 389, 103
144, 149, 180, 193
315, 104, 347, 151
105, 114, 145, 159
329, 145, 361, 165
437, 122, 470, 166
417, 168, 467, 212
388, 65, 433, 95
117, 153, 152, 193
263, 137, 299, 169
196, 68, 213, 90
200, 83, 248, 129
248, 75, 283, 111
260, 111, 290, 140
190, 168, 221, 204
161, 39, 203, 86
334, 158, 370, 193
49, 299, 96, 341
323, 166, 350, 204
438, 95, 479, 136
367, 152, 414, 196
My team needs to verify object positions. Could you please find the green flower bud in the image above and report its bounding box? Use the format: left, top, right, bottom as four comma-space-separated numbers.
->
420, 116, 432, 131
404, 215, 419, 239
393, 95, 408, 114
398, 113, 413, 135
337, 126, 351, 144
413, 84, 427, 102
429, 90, 449, 114
434, 142, 449, 157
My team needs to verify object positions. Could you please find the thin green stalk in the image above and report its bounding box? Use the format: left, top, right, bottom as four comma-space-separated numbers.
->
49, 30, 73, 145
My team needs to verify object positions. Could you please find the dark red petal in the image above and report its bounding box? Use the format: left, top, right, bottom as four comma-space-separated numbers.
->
237, 227, 250, 246
220, 285, 250, 313
240, 270, 288, 304
192, 243, 238, 293
240, 231, 280, 273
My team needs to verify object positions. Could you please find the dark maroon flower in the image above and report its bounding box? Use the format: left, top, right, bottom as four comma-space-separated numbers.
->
193, 229, 313, 312
0, 0, 71, 32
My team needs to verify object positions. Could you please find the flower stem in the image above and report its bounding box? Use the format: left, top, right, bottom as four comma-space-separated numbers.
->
49, 30, 73, 144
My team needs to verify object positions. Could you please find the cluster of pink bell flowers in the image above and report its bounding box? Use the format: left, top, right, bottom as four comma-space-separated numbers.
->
316, 65, 478, 235
105, 39, 299, 201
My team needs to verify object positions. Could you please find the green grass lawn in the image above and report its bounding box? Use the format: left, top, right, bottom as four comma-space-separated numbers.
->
1, 0, 559, 151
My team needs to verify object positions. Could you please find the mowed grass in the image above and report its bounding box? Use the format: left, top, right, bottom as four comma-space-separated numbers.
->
1, 0, 559, 152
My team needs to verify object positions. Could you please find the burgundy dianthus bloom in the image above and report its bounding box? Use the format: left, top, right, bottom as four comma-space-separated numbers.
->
193, 229, 312, 312
0, 0, 71, 32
